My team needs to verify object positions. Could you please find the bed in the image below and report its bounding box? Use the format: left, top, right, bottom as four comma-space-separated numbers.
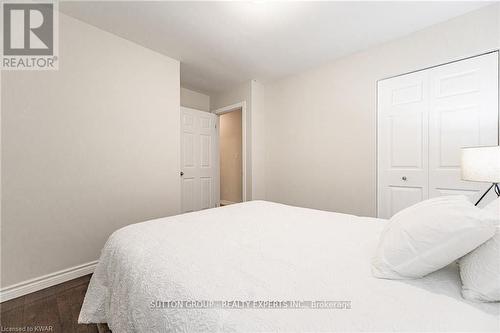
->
79, 201, 500, 332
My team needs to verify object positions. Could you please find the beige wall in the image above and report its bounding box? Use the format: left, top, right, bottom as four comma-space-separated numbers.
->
211, 81, 253, 199
250, 80, 266, 200
180, 87, 210, 111
260, 4, 500, 217
1, 13, 181, 287
210, 82, 251, 112
220, 110, 242, 203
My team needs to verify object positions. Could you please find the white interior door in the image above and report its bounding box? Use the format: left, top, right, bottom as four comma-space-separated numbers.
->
428, 53, 498, 205
377, 70, 430, 219
180, 107, 218, 213
378, 52, 499, 218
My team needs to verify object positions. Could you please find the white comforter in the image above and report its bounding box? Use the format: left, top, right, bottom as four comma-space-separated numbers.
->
79, 201, 500, 332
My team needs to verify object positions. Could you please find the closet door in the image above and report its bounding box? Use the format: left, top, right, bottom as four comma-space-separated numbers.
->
428, 53, 498, 204
377, 71, 429, 219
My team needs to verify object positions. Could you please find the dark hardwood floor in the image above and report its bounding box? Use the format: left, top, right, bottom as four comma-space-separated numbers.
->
0, 274, 100, 333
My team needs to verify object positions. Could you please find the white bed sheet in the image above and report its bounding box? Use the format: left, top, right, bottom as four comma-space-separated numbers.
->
79, 201, 500, 332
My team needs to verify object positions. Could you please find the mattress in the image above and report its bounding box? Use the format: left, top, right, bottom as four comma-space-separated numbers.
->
79, 200, 500, 332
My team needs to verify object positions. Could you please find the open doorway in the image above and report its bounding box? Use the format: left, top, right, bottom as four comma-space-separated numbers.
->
214, 102, 246, 206
219, 109, 242, 205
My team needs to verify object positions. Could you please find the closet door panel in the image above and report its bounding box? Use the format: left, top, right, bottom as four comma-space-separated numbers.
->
378, 52, 498, 217
428, 53, 498, 204
377, 71, 429, 218
388, 186, 424, 216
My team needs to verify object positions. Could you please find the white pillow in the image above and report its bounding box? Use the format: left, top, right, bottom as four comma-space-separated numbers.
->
372, 195, 496, 279
459, 197, 500, 302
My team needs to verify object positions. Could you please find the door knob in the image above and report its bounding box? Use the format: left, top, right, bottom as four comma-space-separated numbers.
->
402, 176, 407, 181
180, 171, 184, 176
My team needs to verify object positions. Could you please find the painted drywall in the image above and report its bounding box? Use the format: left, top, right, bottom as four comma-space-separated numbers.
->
250, 80, 266, 200
1, 13, 181, 288
211, 81, 253, 199
261, 4, 500, 217
211, 81, 252, 114
59, 2, 491, 93
220, 110, 243, 203
180, 87, 210, 112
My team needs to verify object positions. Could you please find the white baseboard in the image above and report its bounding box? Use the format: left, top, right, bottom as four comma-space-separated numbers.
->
0, 260, 98, 302
220, 200, 236, 206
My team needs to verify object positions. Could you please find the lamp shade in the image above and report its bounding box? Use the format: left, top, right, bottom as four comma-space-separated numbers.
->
461, 146, 500, 182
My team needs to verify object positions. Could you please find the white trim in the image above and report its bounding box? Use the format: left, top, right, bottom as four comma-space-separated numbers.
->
213, 102, 244, 115
213, 101, 248, 202
214, 115, 220, 207
378, 49, 499, 81
0, 260, 97, 302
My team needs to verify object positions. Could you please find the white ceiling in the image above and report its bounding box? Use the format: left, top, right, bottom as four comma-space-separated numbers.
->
60, 1, 491, 94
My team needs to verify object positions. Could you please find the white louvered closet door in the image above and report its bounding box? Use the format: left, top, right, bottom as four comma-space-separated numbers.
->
378, 52, 499, 219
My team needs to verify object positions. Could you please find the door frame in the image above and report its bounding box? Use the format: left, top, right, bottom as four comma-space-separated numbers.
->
213, 101, 247, 204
